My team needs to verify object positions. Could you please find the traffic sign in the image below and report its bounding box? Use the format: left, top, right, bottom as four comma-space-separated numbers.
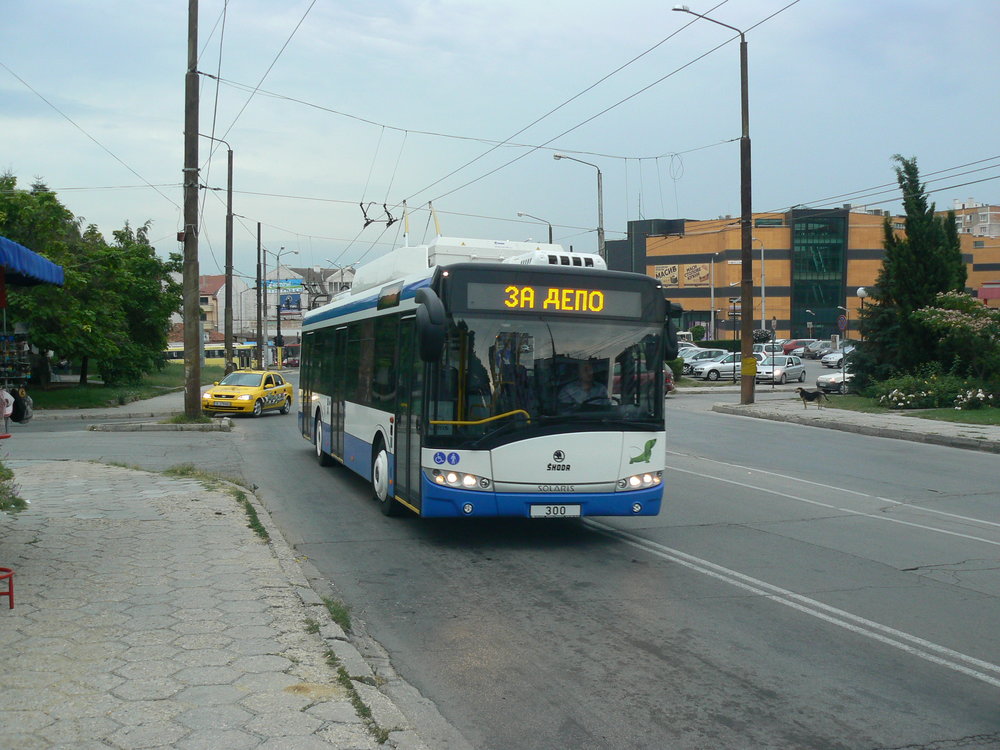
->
837, 315, 848, 332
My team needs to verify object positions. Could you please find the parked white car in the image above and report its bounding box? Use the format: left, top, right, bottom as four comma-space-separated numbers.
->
752, 342, 784, 357
681, 348, 727, 375
692, 352, 742, 381
816, 368, 855, 394
755, 355, 806, 384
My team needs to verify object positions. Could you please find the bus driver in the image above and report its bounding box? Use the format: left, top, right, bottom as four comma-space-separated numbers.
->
558, 361, 609, 407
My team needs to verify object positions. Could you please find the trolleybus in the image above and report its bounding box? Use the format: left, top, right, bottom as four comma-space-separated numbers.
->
299, 236, 679, 518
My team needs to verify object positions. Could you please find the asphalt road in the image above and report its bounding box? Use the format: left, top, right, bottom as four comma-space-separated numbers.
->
11, 385, 1000, 749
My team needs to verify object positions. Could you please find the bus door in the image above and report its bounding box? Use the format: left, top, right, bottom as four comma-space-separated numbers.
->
393, 317, 422, 510
331, 326, 347, 459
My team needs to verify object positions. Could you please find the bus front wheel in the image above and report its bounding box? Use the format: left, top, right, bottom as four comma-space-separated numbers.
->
372, 442, 402, 516
314, 415, 334, 466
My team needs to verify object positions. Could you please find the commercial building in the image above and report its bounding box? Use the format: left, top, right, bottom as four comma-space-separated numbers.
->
613, 203, 1000, 342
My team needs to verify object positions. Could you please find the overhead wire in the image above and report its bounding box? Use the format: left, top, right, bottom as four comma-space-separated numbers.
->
214, 0, 317, 145
0, 61, 181, 213
198, 0, 230, 275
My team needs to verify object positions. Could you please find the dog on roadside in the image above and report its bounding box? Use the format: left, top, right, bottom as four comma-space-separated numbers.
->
795, 387, 828, 409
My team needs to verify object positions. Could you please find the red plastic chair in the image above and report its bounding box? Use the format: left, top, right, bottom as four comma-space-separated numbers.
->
0, 567, 13, 608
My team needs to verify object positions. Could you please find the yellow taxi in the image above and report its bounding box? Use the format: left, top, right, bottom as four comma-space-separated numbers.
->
202, 370, 293, 417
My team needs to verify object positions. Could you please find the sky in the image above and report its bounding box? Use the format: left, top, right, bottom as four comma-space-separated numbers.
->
3, 0, 999, 288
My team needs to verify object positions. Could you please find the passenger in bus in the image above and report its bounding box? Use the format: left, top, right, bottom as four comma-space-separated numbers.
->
558, 361, 609, 407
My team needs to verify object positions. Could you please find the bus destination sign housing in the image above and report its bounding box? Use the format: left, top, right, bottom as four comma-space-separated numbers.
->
465, 281, 643, 318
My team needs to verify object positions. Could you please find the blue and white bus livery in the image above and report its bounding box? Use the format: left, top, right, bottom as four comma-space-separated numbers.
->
299, 236, 679, 519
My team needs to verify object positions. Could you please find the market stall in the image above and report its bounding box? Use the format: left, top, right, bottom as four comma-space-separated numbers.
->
0, 235, 64, 436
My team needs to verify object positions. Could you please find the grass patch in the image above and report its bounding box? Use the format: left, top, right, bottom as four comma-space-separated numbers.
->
0, 460, 26, 513
30, 365, 228, 410
819, 395, 894, 413
322, 596, 352, 633
162, 463, 267, 540
304, 617, 320, 634
821, 395, 1000, 425
325, 650, 391, 744
908, 408, 1000, 426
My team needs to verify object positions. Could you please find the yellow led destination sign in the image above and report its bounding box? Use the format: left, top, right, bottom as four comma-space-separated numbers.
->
505, 285, 604, 311
466, 282, 643, 317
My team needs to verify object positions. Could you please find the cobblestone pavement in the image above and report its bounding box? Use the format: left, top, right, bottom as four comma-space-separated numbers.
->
0, 461, 430, 750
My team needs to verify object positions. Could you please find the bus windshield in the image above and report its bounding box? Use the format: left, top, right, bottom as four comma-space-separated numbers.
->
427, 314, 664, 447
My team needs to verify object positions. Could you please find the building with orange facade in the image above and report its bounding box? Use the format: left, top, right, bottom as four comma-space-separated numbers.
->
611, 205, 1000, 342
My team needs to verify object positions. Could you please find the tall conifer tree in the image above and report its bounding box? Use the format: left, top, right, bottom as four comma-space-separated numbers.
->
853, 155, 966, 385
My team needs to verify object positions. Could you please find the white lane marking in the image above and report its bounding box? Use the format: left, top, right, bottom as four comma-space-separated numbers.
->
666, 464, 1000, 548
666, 449, 1000, 531
585, 520, 1000, 689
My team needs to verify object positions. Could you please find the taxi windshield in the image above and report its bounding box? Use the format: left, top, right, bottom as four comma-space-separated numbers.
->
220, 372, 263, 387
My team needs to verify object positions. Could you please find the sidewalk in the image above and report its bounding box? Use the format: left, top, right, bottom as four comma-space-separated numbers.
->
711, 395, 1000, 454
0, 461, 434, 750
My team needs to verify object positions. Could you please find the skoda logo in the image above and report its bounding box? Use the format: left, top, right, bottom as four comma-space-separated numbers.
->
553, 450, 566, 463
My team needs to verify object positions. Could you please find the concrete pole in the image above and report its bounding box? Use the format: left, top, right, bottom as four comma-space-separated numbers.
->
182, 0, 201, 417
224, 146, 233, 372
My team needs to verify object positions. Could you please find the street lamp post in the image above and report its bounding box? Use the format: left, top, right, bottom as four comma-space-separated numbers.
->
709, 252, 719, 339
265, 247, 298, 367
323, 260, 356, 296
856, 287, 868, 341
837, 305, 849, 385
516, 211, 554, 244
552, 154, 604, 258
673, 4, 754, 404
200, 134, 234, 372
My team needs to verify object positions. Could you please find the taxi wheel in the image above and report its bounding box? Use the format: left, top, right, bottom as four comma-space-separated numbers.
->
372, 442, 402, 517
252, 399, 264, 417
279, 398, 291, 415
314, 415, 334, 466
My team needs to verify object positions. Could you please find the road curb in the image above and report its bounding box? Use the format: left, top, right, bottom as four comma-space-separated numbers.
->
87, 418, 233, 432
712, 404, 1000, 454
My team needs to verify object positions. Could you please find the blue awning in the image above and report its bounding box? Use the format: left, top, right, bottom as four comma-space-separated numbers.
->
0, 235, 64, 286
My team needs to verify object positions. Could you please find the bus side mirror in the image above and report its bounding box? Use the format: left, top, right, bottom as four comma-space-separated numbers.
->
415, 287, 445, 362
663, 301, 683, 361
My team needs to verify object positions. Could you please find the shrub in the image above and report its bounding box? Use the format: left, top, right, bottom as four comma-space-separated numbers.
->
953, 388, 995, 411
871, 363, 972, 409
0, 460, 26, 513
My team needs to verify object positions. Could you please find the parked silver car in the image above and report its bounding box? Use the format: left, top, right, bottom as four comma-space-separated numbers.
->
803, 340, 832, 359
692, 352, 742, 381
681, 348, 727, 375
820, 345, 855, 368
755, 355, 806, 384
816, 368, 855, 394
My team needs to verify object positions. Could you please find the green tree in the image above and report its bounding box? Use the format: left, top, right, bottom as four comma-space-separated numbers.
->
853, 155, 966, 386
1, 175, 182, 385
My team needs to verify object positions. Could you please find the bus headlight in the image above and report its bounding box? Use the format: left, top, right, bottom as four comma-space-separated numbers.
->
618, 471, 662, 491
431, 469, 492, 491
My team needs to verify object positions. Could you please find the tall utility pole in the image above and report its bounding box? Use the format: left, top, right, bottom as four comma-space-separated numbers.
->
224, 145, 233, 371
200, 134, 235, 372
256, 223, 263, 370
673, 5, 754, 404
182, 0, 201, 417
